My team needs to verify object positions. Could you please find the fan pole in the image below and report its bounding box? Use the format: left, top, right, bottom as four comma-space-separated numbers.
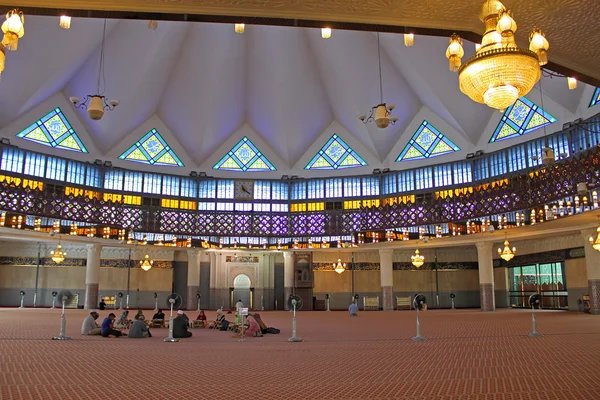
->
326, 297, 330, 312
197, 295, 201, 312
19, 293, 24, 309
154, 297, 158, 311
52, 297, 72, 340
411, 309, 427, 342
261, 295, 264, 311
51, 295, 56, 309
451, 298, 455, 310
528, 305, 543, 337
288, 300, 302, 342
164, 299, 180, 342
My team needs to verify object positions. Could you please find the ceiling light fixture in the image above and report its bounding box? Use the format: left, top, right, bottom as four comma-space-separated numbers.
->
235, 23, 245, 34
404, 33, 414, 47
51, 242, 66, 264
59, 15, 71, 29
359, 33, 398, 129
321, 27, 331, 39
451, 1, 547, 111
411, 248, 424, 268
334, 258, 346, 274
1, 9, 24, 51
498, 235, 516, 261
148, 20, 158, 30
589, 219, 600, 251
567, 77, 577, 90
140, 254, 154, 271
0, 44, 5, 78
70, 19, 119, 120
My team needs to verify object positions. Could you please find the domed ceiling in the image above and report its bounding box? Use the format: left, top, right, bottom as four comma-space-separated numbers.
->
0, 15, 597, 178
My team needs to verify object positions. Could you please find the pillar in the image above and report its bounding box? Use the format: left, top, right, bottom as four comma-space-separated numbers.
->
476, 242, 495, 312
84, 244, 102, 310
186, 249, 201, 310
581, 228, 600, 314
283, 252, 293, 310
379, 249, 394, 311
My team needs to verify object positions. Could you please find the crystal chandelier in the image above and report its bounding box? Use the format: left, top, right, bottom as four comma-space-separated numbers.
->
1, 9, 24, 51
334, 258, 346, 274
449, 1, 548, 111
50, 242, 66, 264
359, 33, 398, 129
498, 238, 516, 261
411, 249, 424, 268
140, 254, 154, 271
589, 225, 600, 252
70, 20, 119, 120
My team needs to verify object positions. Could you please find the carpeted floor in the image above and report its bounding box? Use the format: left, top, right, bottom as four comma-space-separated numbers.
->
0, 308, 599, 400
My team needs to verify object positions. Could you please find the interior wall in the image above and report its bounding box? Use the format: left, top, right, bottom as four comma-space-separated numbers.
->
565, 257, 588, 311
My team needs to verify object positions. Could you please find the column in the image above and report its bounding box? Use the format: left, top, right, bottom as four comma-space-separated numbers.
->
186, 249, 201, 310
581, 229, 600, 314
379, 249, 394, 311
209, 252, 217, 309
476, 242, 495, 312
84, 244, 102, 310
283, 252, 293, 310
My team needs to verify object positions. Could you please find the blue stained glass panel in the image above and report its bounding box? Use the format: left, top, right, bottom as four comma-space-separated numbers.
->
119, 129, 184, 167
213, 137, 276, 172
305, 134, 367, 170
397, 121, 460, 161
16, 108, 88, 153
590, 88, 600, 107
490, 97, 557, 143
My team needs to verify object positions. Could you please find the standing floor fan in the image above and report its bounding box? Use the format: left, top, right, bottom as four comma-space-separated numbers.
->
52, 291, 74, 340
287, 295, 303, 342
528, 293, 544, 338
411, 294, 427, 342
164, 293, 182, 343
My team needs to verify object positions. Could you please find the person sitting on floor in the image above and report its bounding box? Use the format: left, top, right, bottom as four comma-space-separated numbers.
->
195, 310, 207, 327
173, 310, 192, 338
233, 315, 261, 338
252, 313, 280, 334
81, 310, 102, 335
152, 309, 165, 321
135, 309, 145, 321
114, 310, 131, 329
129, 318, 151, 338
101, 313, 124, 338
348, 302, 359, 316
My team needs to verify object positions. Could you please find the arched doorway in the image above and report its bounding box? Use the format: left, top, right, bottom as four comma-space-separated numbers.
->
232, 274, 252, 309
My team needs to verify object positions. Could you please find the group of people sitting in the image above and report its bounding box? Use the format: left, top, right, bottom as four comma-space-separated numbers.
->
81, 306, 280, 339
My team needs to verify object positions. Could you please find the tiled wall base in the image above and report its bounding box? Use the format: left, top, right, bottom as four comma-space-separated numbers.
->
480, 283, 495, 312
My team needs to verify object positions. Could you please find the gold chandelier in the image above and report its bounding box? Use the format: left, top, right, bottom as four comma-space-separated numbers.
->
448, 1, 548, 111
589, 225, 600, 252
498, 238, 516, 261
411, 249, 424, 268
50, 242, 66, 264
334, 258, 346, 274
140, 254, 154, 272
1, 9, 24, 51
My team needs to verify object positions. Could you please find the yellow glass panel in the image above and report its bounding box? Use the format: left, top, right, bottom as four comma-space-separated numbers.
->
362, 199, 380, 208
65, 187, 84, 197
103, 193, 123, 203
343, 201, 361, 209
84, 190, 100, 200
291, 203, 307, 212
307, 202, 324, 211
180, 200, 197, 210
161, 199, 179, 209
22, 180, 43, 190
123, 195, 141, 205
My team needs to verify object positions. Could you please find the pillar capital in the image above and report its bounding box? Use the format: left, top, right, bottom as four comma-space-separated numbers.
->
475, 241, 493, 253
283, 251, 293, 261
378, 249, 394, 258
86, 243, 102, 253
581, 227, 598, 243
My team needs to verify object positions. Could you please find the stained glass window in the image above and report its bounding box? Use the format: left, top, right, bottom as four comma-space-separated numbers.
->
213, 137, 276, 171
397, 121, 460, 161
16, 108, 88, 153
119, 129, 184, 166
489, 97, 557, 143
305, 134, 367, 170
590, 88, 600, 107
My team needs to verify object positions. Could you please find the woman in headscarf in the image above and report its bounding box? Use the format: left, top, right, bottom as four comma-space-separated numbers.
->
252, 313, 280, 334
232, 315, 261, 338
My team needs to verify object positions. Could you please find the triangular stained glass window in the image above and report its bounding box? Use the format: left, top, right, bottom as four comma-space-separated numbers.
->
305, 134, 367, 170
119, 129, 184, 166
213, 136, 276, 171
590, 88, 600, 107
396, 121, 460, 161
16, 108, 88, 153
489, 97, 557, 143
